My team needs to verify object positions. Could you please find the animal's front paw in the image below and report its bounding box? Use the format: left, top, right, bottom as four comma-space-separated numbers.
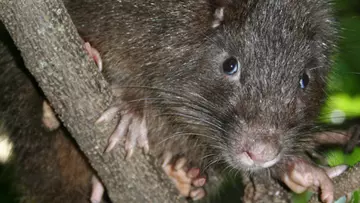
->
85, 41, 149, 159
96, 105, 149, 159
281, 159, 347, 203
162, 153, 206, 201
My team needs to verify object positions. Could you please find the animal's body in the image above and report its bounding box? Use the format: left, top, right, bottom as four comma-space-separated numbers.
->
0, 0, 337, 202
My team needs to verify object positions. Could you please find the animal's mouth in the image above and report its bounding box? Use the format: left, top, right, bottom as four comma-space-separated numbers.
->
237, 151, 282, 169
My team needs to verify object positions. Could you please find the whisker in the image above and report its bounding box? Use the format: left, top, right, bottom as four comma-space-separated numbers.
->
200, 153, 217, 160
158, 112, 226, 132
113, 85, 221, 112
203, 156, 222, 172
157, 132, 218, 146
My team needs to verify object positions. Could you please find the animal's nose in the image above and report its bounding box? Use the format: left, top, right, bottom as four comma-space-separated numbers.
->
238, 144, 281, 168
245, 150, 272, 162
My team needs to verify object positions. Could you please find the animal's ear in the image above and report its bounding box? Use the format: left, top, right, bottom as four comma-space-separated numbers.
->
211, 0, 232, 28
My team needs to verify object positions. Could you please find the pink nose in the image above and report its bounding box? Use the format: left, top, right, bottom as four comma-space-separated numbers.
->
245, 151, 257, 160
237, 150, 280, 168
244, 149, 278, 163
245, 151, 265, 162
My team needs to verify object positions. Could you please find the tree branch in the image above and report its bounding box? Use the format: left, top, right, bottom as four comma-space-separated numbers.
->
0, 0, 182, 202
242, 173, 292, 203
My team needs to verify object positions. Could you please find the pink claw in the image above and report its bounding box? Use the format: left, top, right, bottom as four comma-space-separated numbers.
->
90, 176, 104, 203
42, 100, 60, 131
84, 42, 103, 72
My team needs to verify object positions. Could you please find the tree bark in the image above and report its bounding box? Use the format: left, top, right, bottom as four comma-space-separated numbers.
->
242, 173, 292, 203
0, 0, 182, 202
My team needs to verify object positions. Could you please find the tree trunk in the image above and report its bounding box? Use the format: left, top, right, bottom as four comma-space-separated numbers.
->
0, 0, 182, 202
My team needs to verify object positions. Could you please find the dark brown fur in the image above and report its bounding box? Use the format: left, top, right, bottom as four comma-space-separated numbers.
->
66, 0, 335, 172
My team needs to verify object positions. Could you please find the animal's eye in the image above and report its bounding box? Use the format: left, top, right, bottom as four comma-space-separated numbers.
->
299, 72, 309, 89
222, 57, 239, 75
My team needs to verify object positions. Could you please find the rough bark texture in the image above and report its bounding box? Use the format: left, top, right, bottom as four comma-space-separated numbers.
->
0, 0, 182, 202
242, 174, 292, 203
